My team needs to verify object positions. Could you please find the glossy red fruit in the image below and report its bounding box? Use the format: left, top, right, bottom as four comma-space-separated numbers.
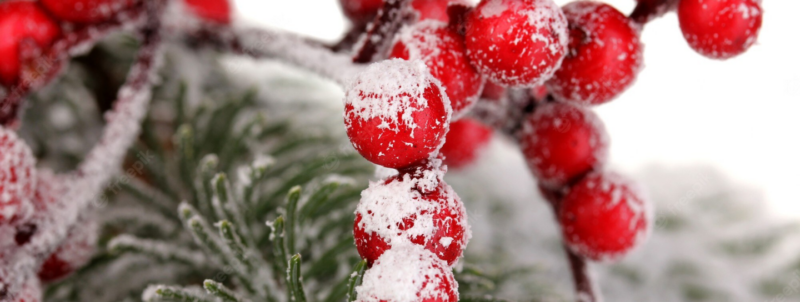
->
184, 0, 232, 24
355, 244, 458, 302
520, 102, 608, 189
339, 0, 383, 25
0, 1, 61, 88
678, 0, 762, 59
559, 171, 651, 261
39, 0, 135, 24
38, 220, 98, 282
354, 174, 469, 267
0, 127, 37, 225
440, 119, 492, 169
412, 0, 471, 23
344, 59, 451, 169
390, 22, 484, 119
547, 1, 643, 106
465, 0, 568, 87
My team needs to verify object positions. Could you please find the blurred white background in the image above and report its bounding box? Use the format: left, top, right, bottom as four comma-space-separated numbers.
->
231, 0, 800, 218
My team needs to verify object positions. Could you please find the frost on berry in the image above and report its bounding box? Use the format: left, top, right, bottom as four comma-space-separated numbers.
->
355, 244, 458, 302
520, 102, 609, 189
678, 0, 763, 60
391, 21, 484, 119
558, 171, 652, 262
39, 0, 136, 24
38, 219, 98, 283
465, 0, 568, 87
4, 277, 41, 302
0, 1, 62, 88
354, 173, 470, 266
547, 1, 644, 106
183, 0, 232, 25
411, 0, 471, 23
440, 118, 493, 169
344, 59, 451, 169
0, 127, 37, 225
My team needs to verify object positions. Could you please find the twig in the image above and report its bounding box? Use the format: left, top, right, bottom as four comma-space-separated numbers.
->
565, 247, 602, 302
352, 0, 414, 63
0, 0, 165, 298
629, 0, 680, 24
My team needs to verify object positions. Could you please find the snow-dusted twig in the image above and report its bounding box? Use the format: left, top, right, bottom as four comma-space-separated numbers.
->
566, 247, 602, 302
629, 0, 680, 24
352, 0, 414, 63
0, 4, 146, 126
0, 0, 165, 297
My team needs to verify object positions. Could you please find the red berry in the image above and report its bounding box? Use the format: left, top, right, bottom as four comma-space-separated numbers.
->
558, 171, 651, 261
465, 0, 568, 87
390, 22, 484, 119
344, 59, 451, 169
411, 0, 471, 23
183, 0, 232, 24
440, 119, 492, 169
520, 102, 608, 189
0, 127, 37, 225
354, 174, 469, 267
547, 1, 643, 106
39, 0, 135, 24
480, 81, 506, 101
38, 219, 98, 282
0, 1, 61, 88
355, 244, 458, 302
677, 0, 762, 60
530, 84, 548, 101
339, 0, 383, 25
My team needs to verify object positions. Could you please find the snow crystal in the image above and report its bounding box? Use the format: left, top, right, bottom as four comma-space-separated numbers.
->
356, 243, 457, 302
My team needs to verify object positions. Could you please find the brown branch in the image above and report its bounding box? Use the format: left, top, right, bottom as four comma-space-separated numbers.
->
0, 3, 146, 126
352, 0, 414, 63
629, 0, 680, 24
565, 246, 602, 302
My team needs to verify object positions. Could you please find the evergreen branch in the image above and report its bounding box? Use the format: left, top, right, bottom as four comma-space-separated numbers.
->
204, 280, 243, 302
144, 285, 214, 302
288, 254, 308, 302
347, 260, 368, 302
242, 155, 275, 206
285, 186, 302, 256
217, 220, 256, 274
108, 235, 207, 267
299, 181, 343, 223
213, 173, 252, 245
269, 216, 289, 281
198, 154, 221, 218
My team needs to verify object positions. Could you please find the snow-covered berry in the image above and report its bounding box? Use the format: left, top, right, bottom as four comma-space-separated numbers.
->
5, 278, 41, 302
39, 0, 136, 24
340, 0, 384, 25
0, 1, 61, 88
558, 171, 651, 262
411, 0, 471, 23
0, 127, 37, 225
38, 219, 98, 282
547, 1, 643, 106
678, 0, 762, 60
440, 119, 492, 169
390, 22, 484, 119
464, 0, 568, 87
355, 244, 458, 302
344, 59, 451, 169
183, 0, 232, 24
520, 102, 608, 189
354, 173, 469, 267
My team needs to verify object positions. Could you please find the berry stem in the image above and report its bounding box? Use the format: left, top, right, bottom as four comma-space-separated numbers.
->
0, 3, 147, 126
565, 246, 603, 302
1, 0, 166, 295
629, 0, 680, 24
352, 0, 414, 63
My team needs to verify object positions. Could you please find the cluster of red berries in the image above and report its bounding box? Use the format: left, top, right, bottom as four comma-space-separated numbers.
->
340, 0, 762, 298
0, 0, 232, 94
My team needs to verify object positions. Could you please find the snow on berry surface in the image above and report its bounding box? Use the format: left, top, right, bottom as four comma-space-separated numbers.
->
547, 1, 644, 106
465, 0, 568, 87
356, 244, 458, 302
0, 0, 61, 87
391, 21, 484, 120
354, 172, 470, 266
411, 0, 471, 23
0, 127, 37, 225
678, 0, 763, 60
344, 59, 451, 169
440, 118, 493, 169
519, 102, 609, 189
39, 0, 135, 24
558, 171, 652, 262
37, 219, 98, 283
